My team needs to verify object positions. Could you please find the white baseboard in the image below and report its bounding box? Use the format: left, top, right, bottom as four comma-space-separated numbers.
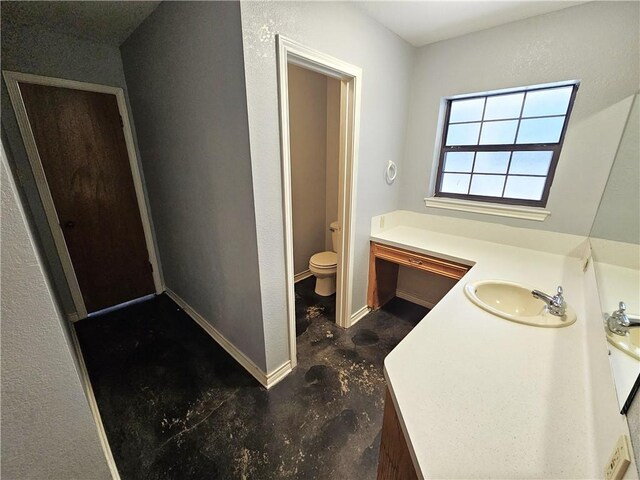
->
265, 360, 293, 389
69, 325, 121, 479
68, 312, 80, 322
395, 290, 436, 310
294, 269, 313, 283
165, 288, 291, 389
349, 305, 371, 326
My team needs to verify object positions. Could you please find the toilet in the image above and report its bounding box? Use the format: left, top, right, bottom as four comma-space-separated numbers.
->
309, 221, 339, 296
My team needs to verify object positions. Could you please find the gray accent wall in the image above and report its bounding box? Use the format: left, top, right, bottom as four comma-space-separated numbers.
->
240, 1, 414, 372
399, 1, 639, 237
120, 2, 266, 371
590, 93, 640, 245
1, 147, 111, 480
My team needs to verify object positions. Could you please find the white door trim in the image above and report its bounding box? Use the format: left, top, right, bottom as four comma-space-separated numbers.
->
2, 71, 164, 319
276, 36, 362, 368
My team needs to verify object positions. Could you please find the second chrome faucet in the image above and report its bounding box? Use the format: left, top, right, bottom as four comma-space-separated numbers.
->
607, 302, 640, 336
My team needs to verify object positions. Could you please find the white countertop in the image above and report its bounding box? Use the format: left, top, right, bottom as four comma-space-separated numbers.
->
372, 218, 629, 479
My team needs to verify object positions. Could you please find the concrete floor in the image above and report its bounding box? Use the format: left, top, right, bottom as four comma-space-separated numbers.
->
75, 277, 427, 479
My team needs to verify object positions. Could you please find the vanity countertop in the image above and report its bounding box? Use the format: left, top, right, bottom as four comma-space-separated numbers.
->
371, 215, 635, 479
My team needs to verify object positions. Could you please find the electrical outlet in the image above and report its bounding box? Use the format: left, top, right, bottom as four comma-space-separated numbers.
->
605, 435, 631, 480
380, 216, 385, 229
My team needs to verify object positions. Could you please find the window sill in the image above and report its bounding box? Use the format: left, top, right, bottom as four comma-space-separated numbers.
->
423, 197, 550, 221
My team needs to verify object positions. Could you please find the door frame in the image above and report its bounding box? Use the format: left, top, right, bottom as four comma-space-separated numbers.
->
3, 71, 164, 319
276, 36, 362, 367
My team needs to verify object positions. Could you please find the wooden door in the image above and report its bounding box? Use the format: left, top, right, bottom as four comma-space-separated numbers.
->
19, 83, 155, 313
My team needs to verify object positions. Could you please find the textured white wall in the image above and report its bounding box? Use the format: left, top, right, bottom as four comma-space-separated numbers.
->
1, 146, 111, 479
121, 2, 266, 370
289, 65, 329, 275
241, 1, 414, 372
400, 1, 639, 236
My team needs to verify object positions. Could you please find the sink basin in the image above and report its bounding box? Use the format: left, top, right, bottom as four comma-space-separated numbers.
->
606, 316, 640, 360
464, 280, 577, 328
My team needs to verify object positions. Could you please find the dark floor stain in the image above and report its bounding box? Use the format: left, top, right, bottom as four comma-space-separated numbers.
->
352, 329, 380, 346
305, 364, 334, 385
75, 276, 428, 479
318, 409, 359, 448
337, 348, 360, 361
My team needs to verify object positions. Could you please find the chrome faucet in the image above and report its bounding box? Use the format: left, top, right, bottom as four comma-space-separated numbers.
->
606, 302, 640, 336
532, 286, 566, 317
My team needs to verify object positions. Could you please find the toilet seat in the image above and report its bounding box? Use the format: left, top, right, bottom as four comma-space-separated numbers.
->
309, 251, 337, 269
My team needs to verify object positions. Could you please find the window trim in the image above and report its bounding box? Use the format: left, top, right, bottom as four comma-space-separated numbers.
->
434, 83, 579, 208
423, 196, 551, 221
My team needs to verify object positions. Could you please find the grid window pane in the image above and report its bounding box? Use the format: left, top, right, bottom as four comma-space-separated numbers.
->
469, 175, 505, 197
446, 123, 480, 146
516, 117, 564, 144
522, 86, 573, 117
509, 151, 553, 175
474, 152, 510, 174
484, 93, 524, 120
441, 173, 470, 194
444, 152, 474, 172
438, 83, 577, 206
449, 98, 485, 123
504, 176, 546, 200
479, 120, 518, 145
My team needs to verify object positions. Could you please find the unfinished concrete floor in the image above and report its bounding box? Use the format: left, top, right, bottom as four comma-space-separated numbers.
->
75, 277, 427, 479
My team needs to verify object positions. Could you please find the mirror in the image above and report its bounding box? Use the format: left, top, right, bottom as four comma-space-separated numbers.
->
589, 92, 640, 414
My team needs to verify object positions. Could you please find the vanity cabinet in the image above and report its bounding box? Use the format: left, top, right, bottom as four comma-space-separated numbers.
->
377, 388, 418, 480
368, 241, 469, 309
372, 241, 470, 478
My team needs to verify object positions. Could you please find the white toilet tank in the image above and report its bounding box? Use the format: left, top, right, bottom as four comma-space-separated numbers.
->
330, 221, 339, 252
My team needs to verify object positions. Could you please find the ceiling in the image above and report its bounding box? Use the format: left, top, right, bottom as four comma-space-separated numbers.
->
1, 1, 161, 46
356, 1, 587, 47
1, 1, 587, 49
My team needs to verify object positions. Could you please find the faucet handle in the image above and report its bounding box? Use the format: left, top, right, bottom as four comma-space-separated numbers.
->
609, 301, 636, 332
550, 286, 567, 316
613, 302, 628, 324
553, 286, 565, 304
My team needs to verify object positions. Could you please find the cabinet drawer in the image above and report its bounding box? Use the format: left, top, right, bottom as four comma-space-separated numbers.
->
371, 242, 469, 280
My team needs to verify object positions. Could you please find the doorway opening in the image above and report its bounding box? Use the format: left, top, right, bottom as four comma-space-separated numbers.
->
3, 71, 163, 320
277, 36, 362, 368
287, 62, 340, 342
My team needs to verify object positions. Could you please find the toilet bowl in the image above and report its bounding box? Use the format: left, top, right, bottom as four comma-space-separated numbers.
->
309, 221, 339, 296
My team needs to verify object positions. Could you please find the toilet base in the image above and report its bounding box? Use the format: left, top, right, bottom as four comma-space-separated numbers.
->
314, 276, 336, 296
